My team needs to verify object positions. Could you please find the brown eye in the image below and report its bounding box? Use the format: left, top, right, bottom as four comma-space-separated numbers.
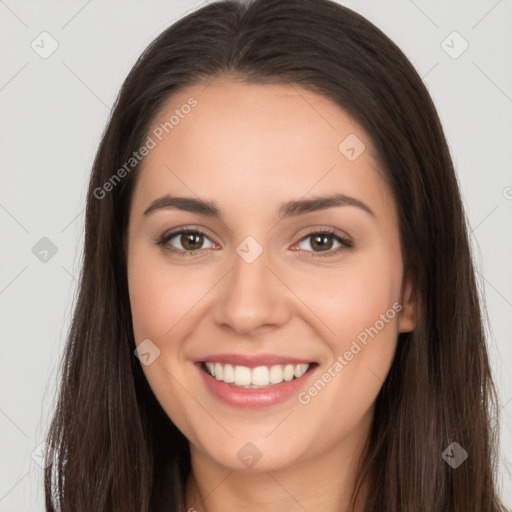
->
158, 229, 216, 254
296, 231, 353, 256
181, 232, 204, 250
309, 233, 334, 251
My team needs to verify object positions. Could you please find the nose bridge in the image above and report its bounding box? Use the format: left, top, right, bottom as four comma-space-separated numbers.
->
212, 239, 290, 333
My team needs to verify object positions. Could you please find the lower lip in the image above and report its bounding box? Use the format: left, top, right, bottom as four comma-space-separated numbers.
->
197, 363, 317, 409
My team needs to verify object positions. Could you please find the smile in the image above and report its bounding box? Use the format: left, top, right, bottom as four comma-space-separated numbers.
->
203, 361, 310, 388
196, 358, 318, 408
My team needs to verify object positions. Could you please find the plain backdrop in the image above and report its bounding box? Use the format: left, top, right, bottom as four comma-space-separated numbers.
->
0, 0, 511, 510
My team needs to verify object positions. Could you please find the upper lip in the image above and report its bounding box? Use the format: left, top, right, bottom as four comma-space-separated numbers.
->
195, 353, 315, 368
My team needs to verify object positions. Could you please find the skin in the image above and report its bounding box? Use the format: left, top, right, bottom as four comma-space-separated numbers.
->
126, 78, 417, 512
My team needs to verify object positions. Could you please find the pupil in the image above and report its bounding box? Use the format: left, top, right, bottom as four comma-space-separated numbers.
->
312, 234, 333, 251
182, 233, 202, 250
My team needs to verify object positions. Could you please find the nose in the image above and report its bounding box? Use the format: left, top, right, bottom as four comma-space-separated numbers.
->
211, 247, 292, 336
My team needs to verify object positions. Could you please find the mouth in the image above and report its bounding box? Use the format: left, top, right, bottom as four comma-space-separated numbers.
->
198, 360, 318, 389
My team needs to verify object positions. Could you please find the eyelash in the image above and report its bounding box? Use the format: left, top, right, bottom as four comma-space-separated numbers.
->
155, 227, 353, 258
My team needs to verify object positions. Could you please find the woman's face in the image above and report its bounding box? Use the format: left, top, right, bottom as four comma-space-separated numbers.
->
127, 78, 416, 471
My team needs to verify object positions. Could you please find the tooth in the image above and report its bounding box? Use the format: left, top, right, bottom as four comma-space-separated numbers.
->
205, 362, 215, 377
269, 365, 284, 384
283, 364, 295, 381
223, 363, 235, 383
206, 361, 310, 387
234, 365, 252, 386
252, 366, 270, 386
293, 363, 309, 378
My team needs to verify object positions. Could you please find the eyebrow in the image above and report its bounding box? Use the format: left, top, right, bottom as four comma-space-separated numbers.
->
143, 192, 376, 219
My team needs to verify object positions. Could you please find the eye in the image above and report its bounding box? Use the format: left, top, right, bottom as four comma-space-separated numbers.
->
156, 227, 352, 258
293, 229, 353, 257
157, 228, 217, 255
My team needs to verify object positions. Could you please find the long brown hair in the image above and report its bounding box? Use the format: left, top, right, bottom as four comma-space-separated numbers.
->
44, 0, 505, 510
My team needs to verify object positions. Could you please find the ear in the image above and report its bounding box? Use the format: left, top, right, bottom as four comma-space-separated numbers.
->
398, 273, 417, 333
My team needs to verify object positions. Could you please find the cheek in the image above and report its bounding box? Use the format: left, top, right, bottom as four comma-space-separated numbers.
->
306, 276, 400, 398
298, 250, 403, 347
128, 266, 174, 343
128, 247, 213, 342
291, 247, 403, 423
127, 248, 210, 436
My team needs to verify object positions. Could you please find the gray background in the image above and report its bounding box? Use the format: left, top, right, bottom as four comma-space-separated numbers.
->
0, 0, 511, 509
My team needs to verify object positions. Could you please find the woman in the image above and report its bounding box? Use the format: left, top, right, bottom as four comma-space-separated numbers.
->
44, 0, 506, 510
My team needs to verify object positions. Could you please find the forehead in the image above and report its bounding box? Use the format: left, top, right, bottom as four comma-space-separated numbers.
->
133, 78, 392, 222
145, 78, 373, 165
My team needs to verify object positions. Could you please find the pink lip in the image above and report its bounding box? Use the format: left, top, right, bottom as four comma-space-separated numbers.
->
195, 353, 314, 368
195, 360, 318, 409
